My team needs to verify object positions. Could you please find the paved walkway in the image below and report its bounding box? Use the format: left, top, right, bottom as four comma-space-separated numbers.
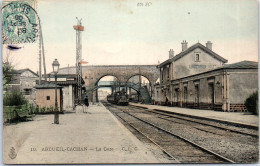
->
3, 103, 164, 164
130, 103, 259, 127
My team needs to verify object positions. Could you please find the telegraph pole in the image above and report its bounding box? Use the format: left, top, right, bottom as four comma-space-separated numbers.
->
39, 33, 42, 84
73, 17, 84, 104
40, 23, 47, 81
138, 67, 141, 102
38, 20, 47, 84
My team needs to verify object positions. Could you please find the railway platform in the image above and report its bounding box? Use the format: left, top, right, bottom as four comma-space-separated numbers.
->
3, 103, 166, 164
129, 103, 259, 128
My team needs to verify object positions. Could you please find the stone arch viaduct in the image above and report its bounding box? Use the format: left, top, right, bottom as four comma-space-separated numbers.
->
58, 65, 160, 101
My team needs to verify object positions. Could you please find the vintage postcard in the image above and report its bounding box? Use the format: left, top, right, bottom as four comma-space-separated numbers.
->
1, 0, 259, 164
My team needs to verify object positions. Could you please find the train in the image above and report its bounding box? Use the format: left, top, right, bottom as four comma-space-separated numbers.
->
107, 90, 129, 106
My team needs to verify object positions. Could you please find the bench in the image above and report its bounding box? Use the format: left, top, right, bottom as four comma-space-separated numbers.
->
3, 106, 17, 123
16, 108, 34, 121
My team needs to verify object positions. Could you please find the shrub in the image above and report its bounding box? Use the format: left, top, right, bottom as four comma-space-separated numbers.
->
245, 91, 258, 115
3, 90, 28, 106
2, 62, 14, 90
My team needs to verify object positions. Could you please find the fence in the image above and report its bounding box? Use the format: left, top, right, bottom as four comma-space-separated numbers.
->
3, 104, 58, 123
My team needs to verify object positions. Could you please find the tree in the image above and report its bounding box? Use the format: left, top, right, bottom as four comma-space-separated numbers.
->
245, 91, 258, 115
3, 45, 21, 90
3, 90, 27, 106
2, 61, 14, 91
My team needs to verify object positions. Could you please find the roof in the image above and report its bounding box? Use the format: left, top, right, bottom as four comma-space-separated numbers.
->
14, 68, 39, 77
221, 60, 258, 69
38, 80, 79, 85
35, 83, 63, 89
171, 60, 258, 82
57, 81, 78, 85
158, 43, 228, 67
42, 74, 85, 85
45, 74, 78, 78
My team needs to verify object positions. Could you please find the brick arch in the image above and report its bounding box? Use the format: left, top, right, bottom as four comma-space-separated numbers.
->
125, 73, 158, 86
94, 74, 120, 86
126, 74, 152, 85
58, 65, 159, 102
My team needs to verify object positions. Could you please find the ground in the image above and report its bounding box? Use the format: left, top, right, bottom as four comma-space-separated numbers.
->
3, 103, 171, 164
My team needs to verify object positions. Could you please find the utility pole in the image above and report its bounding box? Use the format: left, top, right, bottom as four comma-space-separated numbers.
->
38, 21, 47, 84
40, 23, 47, 81
138, 67, 141, 102
39, 33, 42, 84
73, 17, 84, 104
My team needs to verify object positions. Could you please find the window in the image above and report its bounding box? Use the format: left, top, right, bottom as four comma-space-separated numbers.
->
195, 53, 200, 62
184, 86, 188, 103
167, 65, 170, 79
161, 68, 164, 82
24, 89, 32, 95
46, 96, 50, 100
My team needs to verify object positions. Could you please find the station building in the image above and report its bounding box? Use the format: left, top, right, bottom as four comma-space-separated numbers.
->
6, 68, 39, 105
35, 74, 85, 111
154, 41, 258, 112
35, 83, 63, 111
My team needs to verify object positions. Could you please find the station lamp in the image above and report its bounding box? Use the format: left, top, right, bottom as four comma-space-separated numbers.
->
52, 59, 60, 124
52, 59, 60, 74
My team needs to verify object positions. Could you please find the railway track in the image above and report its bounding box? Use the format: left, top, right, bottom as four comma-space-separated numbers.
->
129, 105, 259, 138
104, 102, 235, 164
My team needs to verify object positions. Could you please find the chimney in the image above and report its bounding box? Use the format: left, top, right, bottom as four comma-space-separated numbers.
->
181, 40, 188, 51
206, 41, 212, 50
169, 49, 174, 59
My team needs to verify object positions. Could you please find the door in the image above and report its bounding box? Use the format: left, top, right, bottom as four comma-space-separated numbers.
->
60, 89, 63, 112
175, 88, 179, 106
184, 87, 188, 107
208, 83, 214, 109
195, 85, 199, 107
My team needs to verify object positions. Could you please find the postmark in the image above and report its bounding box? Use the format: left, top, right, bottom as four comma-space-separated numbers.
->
2, 1, 39, 44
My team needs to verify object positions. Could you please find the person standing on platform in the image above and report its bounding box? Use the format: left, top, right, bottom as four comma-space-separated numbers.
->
165, 96, 169, 106
85, 96, 89, 107
83, 96, 89, 113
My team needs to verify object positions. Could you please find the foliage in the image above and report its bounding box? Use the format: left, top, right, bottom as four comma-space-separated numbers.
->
3, 62, 14, 90
3, 90, 28, 106
245, 91, 258, 115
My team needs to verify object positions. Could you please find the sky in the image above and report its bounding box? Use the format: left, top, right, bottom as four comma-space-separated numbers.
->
1, 0, 258, 73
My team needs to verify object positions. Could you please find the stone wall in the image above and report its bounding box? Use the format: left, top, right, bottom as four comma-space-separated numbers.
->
229, 69, 258, 104
36, 89, 62, 111
156, 68, 258, 112
62, 85, 74, 110
172, 47, 224, 79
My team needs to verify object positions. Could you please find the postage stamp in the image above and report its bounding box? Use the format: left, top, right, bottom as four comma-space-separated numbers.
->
2, 1, 39, 44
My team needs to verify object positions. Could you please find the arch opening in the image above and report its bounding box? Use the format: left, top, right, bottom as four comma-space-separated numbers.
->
95, 75, 120, 102
94, 75, 119, 86
126, 74, 152, 103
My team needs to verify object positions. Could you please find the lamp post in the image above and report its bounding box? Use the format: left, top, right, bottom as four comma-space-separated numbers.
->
52, 59, 60, 124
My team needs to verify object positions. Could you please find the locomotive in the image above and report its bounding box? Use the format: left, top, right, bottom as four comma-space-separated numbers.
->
107, 90, 129, 106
